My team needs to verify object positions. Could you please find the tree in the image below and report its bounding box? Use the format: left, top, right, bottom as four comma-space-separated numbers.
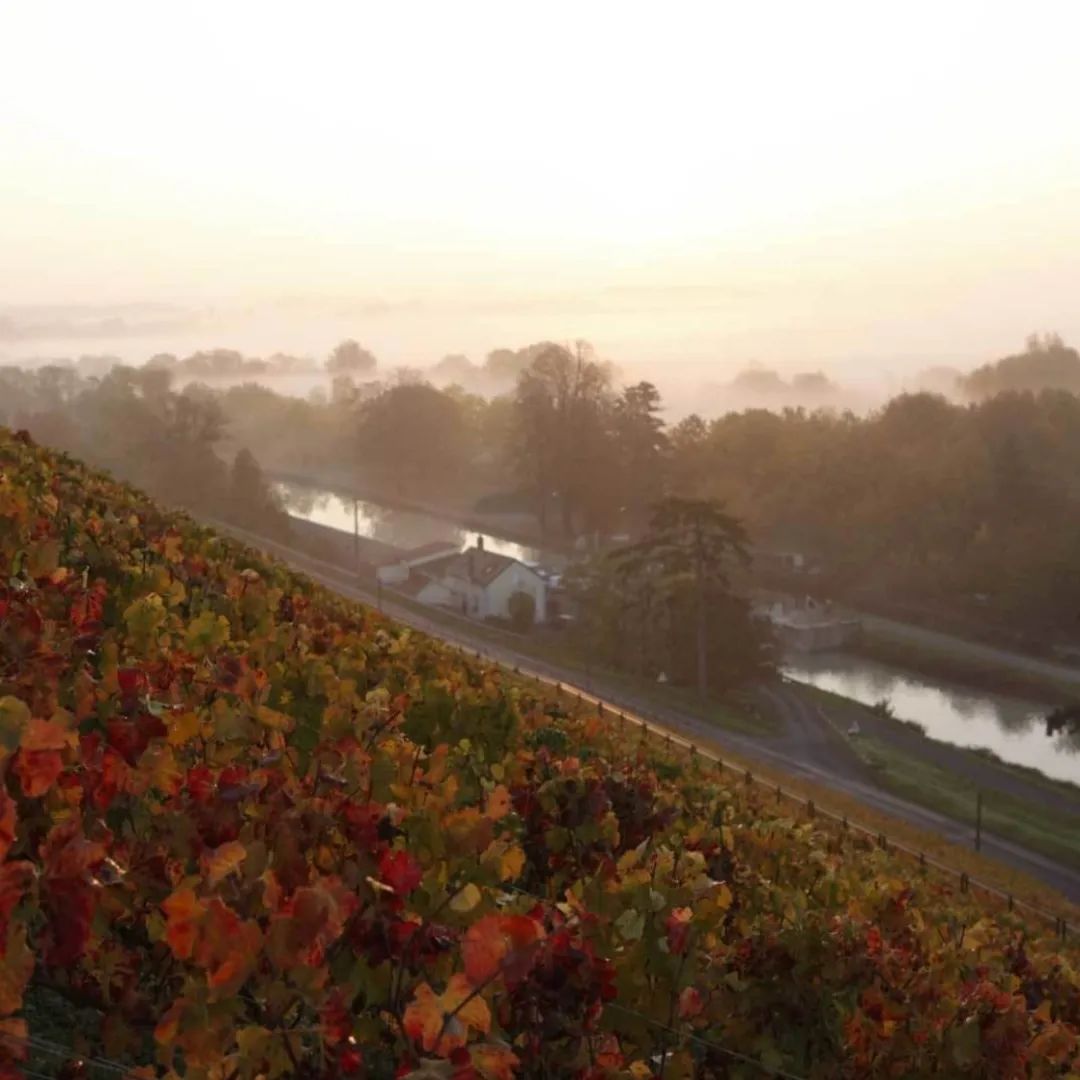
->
791, 371, 837, 399
729, 368, 787, 397
432, 354, 478, 384
327, 339, 378, 376
331, 374, 358, 406
356, 383, 469, 496
484, 342, 556, 387
180, 348, 246, 376
667, 414, 709, 496
228, 447, 290, 536
961, 333, 1080, 399
1047, 704, 1080, 738
612, 381, 668, 525
76, 354, 123, 377
610, 497, 750, 698
509, 342, 613, 538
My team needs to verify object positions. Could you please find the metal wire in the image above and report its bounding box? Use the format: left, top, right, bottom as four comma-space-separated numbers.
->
0, 1030, 130, 1075
606, 1002, 808, 1079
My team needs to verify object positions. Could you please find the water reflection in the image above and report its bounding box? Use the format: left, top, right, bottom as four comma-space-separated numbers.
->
783, 650, 1080, 783
275, 481, 545, 565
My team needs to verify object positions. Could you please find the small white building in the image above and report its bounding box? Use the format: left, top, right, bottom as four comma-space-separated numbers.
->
375, 541, 461, 585
763, 596, 861, 651
421, 537, 548, 623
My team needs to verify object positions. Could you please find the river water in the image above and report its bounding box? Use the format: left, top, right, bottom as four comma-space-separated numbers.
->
278, 478, 1077, 783
782, 651, 1080, 783
274, 480, 545, 565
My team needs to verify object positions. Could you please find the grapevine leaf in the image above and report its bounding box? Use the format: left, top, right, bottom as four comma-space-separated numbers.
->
162, 886, 207, 960
0, 697, 29, 758
202, 840, 248, 888
462, 914, 545, 987
450, 883, 483, 914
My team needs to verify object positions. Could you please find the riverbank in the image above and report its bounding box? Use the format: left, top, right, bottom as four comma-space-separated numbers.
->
791, 680, 1080, 872
851, 621, 1080, 703
270, 466, 569, 556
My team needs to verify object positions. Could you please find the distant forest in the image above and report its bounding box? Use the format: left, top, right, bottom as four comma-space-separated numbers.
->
5, 333, 1080, 646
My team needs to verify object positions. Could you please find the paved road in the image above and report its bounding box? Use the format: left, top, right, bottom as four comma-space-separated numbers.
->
759, 685, 1080, 902
210, 518, 1080, 904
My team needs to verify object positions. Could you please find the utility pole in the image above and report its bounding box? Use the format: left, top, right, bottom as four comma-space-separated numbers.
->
353, 497, 360, 579
974, 789, 983, 852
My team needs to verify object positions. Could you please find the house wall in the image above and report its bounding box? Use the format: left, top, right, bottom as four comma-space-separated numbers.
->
485, 563, 547, 623
425, 560, 547, 623
376, 562, 409, 585
433, 577, 485, 617
416, 580, 454, 607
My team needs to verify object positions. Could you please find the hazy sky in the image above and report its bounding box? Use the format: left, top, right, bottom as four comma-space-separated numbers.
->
3, 1, 1080, 371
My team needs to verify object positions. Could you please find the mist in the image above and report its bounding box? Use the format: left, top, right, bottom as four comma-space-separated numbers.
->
0, 289, 1063, 423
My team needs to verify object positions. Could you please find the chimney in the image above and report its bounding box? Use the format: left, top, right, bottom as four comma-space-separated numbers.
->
469, 535, 483, 581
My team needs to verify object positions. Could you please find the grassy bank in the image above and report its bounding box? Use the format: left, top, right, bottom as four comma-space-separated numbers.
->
853, 735, 1080, 871
792, 680, 1080, 872
854, 628, 1080, 703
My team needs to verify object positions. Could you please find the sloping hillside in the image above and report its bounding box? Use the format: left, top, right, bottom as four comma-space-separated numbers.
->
1, 426, 1079, 1079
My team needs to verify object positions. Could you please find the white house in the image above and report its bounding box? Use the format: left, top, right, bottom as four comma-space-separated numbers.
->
375, 540, 461, 585
420, 537, 547, 623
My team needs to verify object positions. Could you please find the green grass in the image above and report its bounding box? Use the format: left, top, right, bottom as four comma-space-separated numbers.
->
851, 734, 1080, 871
794, 680, 1080, 804
792, 679, 1080, 869
854, 630, 1080, 703
966, 745, 1080, 800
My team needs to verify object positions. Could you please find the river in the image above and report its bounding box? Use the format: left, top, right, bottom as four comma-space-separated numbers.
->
274, 480, 546, 565
782, 651, 1080, 783
278, 478, 1077, 783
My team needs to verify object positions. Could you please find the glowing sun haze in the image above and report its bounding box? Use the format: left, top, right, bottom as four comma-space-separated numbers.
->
3, 1, 1080, 372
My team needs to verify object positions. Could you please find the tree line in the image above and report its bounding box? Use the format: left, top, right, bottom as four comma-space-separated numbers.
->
252, 335, 1080, 647
0, 363, 289, 538
7, 333, 1080, 648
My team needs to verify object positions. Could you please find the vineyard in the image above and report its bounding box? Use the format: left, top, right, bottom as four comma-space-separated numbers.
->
1, 426, 1080, 1079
